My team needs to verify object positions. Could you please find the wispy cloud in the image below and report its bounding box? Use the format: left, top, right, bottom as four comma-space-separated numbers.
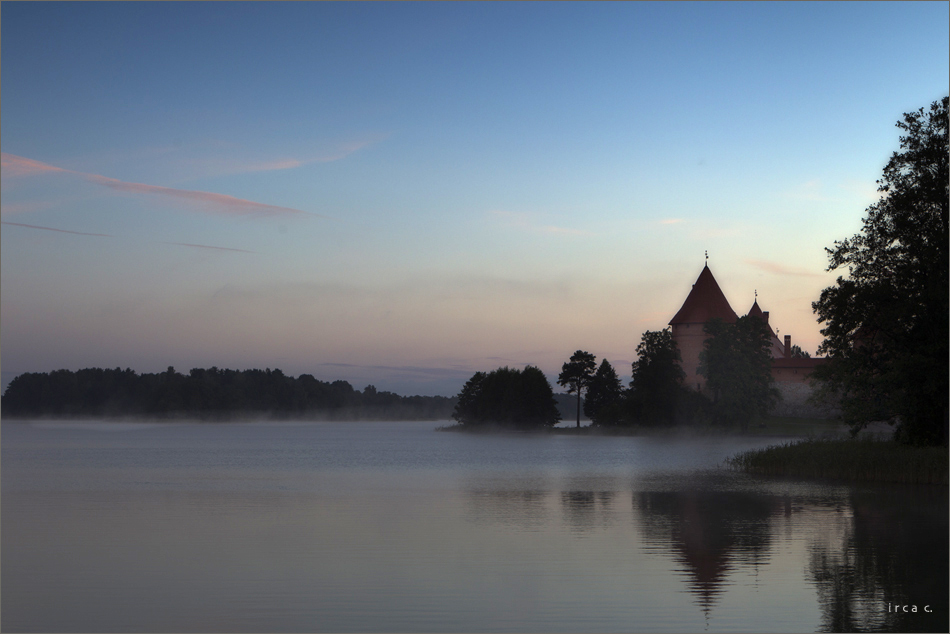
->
191, 133, 390, 178
1, 154, 67, 177
1, 152, 320, 218
746, 259, 822, 277
163, 242, 255, 254
84, 173, 312, 217
2, 221, 111, 237
489, 210, 593, 236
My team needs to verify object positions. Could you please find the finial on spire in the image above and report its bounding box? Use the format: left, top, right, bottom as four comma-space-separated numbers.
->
755, 289, 757, 299
705, 250, 708, 263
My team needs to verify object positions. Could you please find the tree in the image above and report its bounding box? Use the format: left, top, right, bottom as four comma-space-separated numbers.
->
558, 350, 597, 428
790, 344, 810, 358
812, 96, 948, 445
452, 366, 560, 429
699, 316, 779, 430
628, 329, 686, 426
584, 359, 623, 425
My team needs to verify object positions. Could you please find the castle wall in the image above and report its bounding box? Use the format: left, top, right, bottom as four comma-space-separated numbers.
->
666, 264, 840, 419
770, 381, 840, 419
671, 323, 709, 391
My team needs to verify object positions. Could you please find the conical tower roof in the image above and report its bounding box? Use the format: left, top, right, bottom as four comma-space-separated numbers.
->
747, 299, 777, 337
669, 265, 738, 325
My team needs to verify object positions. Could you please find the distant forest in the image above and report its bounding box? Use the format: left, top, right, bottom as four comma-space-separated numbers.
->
0, 367, 459, 421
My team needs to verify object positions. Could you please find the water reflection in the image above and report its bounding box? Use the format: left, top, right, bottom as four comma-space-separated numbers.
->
463, 475, 552, 530
808, 485, 948, 633
466, 487, 550, 530
560, 490, 616, 533
5, 422, 946, 633
463, 472, 948, 633
636, 487, 777, 617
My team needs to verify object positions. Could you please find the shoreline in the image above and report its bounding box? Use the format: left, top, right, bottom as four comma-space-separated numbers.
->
728, 436, 948, 485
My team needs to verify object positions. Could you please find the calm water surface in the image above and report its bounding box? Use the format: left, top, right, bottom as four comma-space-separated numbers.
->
2, 420, 946, 632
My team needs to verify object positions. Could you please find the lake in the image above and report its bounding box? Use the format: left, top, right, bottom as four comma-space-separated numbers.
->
1, 420, 946, 633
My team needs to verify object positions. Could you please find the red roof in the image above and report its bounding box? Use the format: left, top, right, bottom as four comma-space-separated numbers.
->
747, 299, 777, 337
669, 265, 738, 325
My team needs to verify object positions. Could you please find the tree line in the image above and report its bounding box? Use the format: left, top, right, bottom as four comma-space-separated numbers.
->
1, 366, 456, 420
452, 314, 779, 431
556, 315, 778, 431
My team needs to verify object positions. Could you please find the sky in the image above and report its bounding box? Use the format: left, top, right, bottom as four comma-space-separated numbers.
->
2, 2, 948, 397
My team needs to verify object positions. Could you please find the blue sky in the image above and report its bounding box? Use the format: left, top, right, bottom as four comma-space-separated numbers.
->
2, 2, 948, 396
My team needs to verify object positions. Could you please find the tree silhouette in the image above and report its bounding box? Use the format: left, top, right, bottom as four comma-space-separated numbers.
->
789, 344, 810, 358
584, 358, 623, 425
558, 350, 597, 428
629, 329, 686, 426
812, 96, 948, 445
699, 316, 779, 430
452, 366, 560, 428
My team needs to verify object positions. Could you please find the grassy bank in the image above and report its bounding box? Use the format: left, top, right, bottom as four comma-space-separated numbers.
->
439, 416, 846, 437
728, 437, 948, 485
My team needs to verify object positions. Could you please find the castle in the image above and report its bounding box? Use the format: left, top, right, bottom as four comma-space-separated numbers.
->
669, 264, 832, 417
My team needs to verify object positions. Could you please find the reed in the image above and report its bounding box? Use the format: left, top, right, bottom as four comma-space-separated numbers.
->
728, 436, 948, 485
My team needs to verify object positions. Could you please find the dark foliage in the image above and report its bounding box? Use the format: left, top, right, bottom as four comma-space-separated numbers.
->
627, 329, 689, 426
1, 367, 456, 420
700, 316, 779, 430
789, 344, 810, 358
558, 350, 597, 428
584, 359, 623, 425
812, 97, 949, 445
452, 366, 560, 429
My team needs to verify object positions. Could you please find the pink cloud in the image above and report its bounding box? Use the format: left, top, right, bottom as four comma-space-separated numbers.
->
1, 152, 318, 218
2, 221, 111, 237
164, 242, 255, 254
1, 153, 67, 177
244, 158, 306, 172
84, 173, 310, 217
313, 134, 389, 162
201, 133, 390, 177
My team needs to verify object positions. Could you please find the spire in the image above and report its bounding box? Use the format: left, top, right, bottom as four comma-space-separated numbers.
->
748, 298, 764, 319
669, 265, 738, 325
747, 297, 777, 338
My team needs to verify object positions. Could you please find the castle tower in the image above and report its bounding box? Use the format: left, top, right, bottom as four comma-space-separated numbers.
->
746, 298, 788, 358
669, 264, 738, 391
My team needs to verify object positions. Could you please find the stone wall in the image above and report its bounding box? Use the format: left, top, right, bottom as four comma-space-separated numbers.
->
770, 381, 840, 419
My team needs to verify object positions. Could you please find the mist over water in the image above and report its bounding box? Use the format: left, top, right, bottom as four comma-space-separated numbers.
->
2, 420, 946, 633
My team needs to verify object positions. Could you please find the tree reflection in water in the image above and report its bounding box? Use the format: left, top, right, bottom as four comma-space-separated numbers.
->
461, 471, 947, 632
808, 485, 948, 633
636, 479, 947, 633
560, 490, 616, 533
